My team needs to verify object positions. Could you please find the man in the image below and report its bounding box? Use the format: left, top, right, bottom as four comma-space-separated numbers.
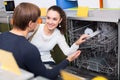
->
0, 2, 81, 79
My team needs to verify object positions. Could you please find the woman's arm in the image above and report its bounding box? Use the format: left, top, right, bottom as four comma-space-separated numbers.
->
57, 34, 88, 56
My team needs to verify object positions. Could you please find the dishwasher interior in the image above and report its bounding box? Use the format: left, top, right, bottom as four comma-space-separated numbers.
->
65, 18, 119, 80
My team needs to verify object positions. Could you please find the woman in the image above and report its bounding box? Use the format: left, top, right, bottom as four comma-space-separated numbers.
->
0, 3, 81, 79
30, 5, 88, 68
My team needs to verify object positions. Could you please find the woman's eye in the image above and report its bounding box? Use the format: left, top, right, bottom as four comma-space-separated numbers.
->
46, 16, 51, 19
53, 18, 57, 21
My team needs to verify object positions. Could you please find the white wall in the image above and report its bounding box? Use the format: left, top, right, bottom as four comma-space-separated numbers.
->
77, 0, 120, 8
103, 0, 120, 8
14, 0, 56, 8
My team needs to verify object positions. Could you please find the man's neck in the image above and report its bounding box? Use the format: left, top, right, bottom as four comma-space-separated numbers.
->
10, 28, 28, 38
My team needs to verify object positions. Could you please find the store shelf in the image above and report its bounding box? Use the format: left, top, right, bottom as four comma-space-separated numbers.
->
66, 10, 120, 23
0, 12, 12, 24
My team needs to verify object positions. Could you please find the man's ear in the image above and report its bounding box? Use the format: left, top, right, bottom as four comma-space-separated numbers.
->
27, 20, 33, 31
28, 20, 33, 27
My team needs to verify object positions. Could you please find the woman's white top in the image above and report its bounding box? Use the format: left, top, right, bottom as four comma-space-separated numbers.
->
30, 24, 79, 62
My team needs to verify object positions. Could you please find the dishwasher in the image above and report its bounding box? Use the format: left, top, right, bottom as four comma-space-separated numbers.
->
64, 10, 120, 80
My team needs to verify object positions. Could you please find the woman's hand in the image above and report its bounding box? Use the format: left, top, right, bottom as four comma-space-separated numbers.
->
75, 34, 89, 45
66, 50, 81, 62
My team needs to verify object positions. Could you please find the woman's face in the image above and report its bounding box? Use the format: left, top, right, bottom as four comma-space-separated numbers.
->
46, 10, 62, 30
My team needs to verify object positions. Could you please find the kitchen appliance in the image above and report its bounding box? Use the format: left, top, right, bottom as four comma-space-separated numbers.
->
4, 0, 15, 13
65, 10, 120, 80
